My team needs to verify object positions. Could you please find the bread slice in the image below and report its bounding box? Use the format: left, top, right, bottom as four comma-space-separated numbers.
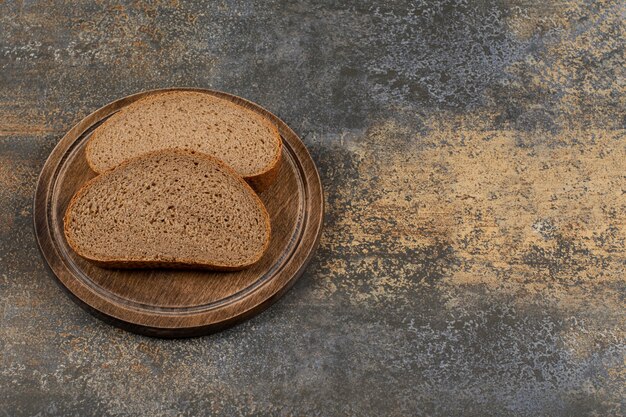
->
86, 91, 282, 191
64, 149, 271, 270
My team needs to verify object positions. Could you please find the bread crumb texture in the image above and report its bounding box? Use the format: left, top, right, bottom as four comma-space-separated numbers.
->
65, 150, 270, 268
87, 91, 280, 178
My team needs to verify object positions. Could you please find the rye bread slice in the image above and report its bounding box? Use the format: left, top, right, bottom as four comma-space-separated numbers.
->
86, 91, 282, 191
64, 149, 271, 270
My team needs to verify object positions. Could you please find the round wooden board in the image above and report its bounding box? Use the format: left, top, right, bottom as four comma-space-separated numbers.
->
34, 88, 324, 338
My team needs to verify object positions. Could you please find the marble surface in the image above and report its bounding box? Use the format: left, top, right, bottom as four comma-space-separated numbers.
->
1, 1, 624, 416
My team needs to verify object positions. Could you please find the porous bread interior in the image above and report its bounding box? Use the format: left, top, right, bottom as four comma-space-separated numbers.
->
87, 91, 280, 177
65, 150, 270, 267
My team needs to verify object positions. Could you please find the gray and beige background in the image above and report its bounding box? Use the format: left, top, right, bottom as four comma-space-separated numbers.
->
1, 1, 624, 416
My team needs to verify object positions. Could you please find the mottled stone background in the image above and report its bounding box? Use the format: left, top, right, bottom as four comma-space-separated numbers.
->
1, 0, 624, 416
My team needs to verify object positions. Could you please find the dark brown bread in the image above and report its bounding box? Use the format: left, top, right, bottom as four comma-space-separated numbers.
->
64, 150, 271, 270
85, 91, 282, 191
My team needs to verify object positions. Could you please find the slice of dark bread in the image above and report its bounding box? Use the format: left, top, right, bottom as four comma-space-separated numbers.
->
64, 149, 271, 270
86, 91, 282, 191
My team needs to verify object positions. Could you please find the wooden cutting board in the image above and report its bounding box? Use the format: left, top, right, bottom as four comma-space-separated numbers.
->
34, 88, 324, 338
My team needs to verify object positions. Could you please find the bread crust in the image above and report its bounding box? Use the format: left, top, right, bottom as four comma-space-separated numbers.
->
85, 91, 282, 192
64, 149, 272, 270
